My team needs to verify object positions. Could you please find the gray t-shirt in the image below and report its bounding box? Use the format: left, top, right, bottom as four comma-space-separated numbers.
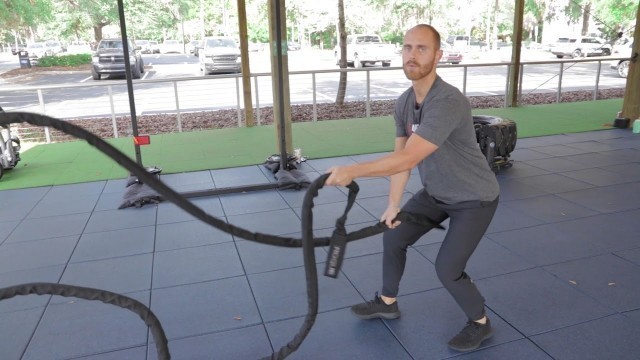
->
394, 76, 499, 203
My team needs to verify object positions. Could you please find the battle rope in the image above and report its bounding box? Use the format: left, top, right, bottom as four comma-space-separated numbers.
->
0, 112, 444, 360
0, 282, 170, 358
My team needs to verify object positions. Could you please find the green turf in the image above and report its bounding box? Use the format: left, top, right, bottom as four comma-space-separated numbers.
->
471, 98, 622, 137
0, 99, 623, 190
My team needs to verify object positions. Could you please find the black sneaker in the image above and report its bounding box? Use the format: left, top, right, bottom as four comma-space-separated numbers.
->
350, 292, 400, 320
447, 318, 493, 352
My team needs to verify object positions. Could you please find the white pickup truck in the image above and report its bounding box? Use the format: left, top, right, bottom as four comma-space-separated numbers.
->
334, 34, 396, 68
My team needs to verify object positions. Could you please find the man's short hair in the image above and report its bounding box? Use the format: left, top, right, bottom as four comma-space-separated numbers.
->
413, 24, 441, 50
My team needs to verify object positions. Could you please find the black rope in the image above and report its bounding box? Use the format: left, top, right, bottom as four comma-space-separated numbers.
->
0, 282, 169, 358
0, 112, 444, 360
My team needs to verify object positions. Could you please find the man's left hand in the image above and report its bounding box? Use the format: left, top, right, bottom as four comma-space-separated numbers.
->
325, 166, 354, 186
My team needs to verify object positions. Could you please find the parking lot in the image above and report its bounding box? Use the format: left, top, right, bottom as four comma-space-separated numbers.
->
0, 47, 627, 120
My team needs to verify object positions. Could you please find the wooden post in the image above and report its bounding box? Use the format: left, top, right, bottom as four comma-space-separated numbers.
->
237, 0, 254, 127
268, 0, 293, 155
506, 0, 524, 107
620, 5, 640, 127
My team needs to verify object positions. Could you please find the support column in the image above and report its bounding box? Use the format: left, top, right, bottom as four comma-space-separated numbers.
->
620, 5, 640, 126
268, 0, 293, 156
506, 0, 524, 108
237, 0, 254, 127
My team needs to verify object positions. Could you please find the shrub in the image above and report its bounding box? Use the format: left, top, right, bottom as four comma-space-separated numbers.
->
36, 54, 91, 67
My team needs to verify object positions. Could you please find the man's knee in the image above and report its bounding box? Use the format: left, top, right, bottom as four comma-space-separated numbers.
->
435, 260, 468, 286
383, 230, 408, 253
383, 224, 416, 251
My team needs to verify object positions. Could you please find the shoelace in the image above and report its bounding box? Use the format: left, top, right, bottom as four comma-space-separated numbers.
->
461, 321, 482, 337
365, 291, 386, 308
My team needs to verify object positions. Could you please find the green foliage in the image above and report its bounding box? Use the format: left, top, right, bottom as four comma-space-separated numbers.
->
2, 0, 637, 52
0, 0, 52, 27
593, 0, 638, 40
36, 54, 92, 67
248, 23, 270, 43
563, 0, 584, 24
381, 32, 403, 45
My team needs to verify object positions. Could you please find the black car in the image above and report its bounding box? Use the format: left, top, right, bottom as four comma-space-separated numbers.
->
91, 38, 144, 80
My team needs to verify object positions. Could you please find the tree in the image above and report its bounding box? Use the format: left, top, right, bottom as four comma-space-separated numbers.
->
525, 0, 552, 43
247, 0, 269, 42
563, 0, 591, 36
48, 0, 93, 42
81, 0, 119, 42
336, 0, 347, 106
592, 0, 638, 41
0, 0, 52, 28
0, 0, 52, 44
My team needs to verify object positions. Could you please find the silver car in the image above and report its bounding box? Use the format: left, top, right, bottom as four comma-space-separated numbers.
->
198, 37, 241, 75
550, 36, 612, 58
25, 43, 48, 61
610, 41, 632, 78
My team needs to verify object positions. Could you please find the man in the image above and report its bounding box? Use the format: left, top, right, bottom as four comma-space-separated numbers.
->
325, 24, 499, 352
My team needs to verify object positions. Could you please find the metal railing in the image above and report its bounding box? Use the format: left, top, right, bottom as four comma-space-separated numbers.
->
0, 56, 628, 143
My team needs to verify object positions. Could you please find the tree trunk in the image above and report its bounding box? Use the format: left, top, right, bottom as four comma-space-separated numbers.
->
93, 25, 105, 43
581, 3, 591, 36
485, 2, 491, 48
537, 19, 544, 43
492, 0, 499, 50
335, 0, 347, 106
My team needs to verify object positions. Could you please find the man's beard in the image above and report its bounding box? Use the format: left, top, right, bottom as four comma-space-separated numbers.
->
403, 60, 434, 81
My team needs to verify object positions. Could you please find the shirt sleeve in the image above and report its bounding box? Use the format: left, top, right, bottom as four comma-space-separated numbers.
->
394, 91, 411, 138
413, 97, 467, 147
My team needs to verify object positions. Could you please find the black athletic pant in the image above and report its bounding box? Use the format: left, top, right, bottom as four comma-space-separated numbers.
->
381, 189, 499, 321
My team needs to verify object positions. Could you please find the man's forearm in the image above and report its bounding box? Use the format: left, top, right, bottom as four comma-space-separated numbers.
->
388, 170, 411, 208
349, 151, 417, 179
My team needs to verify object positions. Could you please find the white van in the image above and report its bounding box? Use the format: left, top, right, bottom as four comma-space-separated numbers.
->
446, 35, 470, 49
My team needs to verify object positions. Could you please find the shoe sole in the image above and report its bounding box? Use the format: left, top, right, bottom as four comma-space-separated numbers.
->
350, 309, 401, 320
447, 330, 494, 352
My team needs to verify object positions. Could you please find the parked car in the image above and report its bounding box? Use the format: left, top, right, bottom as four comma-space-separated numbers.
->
198, 36, 241, 74
91, 38, 144, 80
469, 38, 488, 51
446, 35, 470, 49
136, 39, 152, 54
333, 34, 396, 68
446, 35, 487, 51
248, 42, 265, 52
187, 40, 200, 56
439, 42, 462, 64
25, 43, 48, 61
66, 41, 92, 55
610, 40, 633, 78
287, 41, 301, 51
10, 43, 25, 55
44, 40, 64, 55
149, 40, 160, 54
549, 36, 612, 58
161, 40, 183, 54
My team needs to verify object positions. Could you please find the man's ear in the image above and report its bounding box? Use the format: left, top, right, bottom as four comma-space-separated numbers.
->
436, 49, 443, 63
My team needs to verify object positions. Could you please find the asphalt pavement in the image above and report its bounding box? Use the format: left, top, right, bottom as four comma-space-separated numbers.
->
0, 51, 19, 77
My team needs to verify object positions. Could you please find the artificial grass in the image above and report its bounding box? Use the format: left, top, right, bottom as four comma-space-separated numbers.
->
0, 99, 624, 190
472, 98, 622, 137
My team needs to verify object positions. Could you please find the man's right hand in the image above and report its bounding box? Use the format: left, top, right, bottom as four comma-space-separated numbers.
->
381, 205, 402, 229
